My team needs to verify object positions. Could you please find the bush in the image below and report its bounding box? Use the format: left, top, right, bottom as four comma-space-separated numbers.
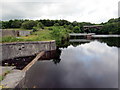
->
50, 26, 70, 45
32, 22, 44, 32
48, 27, 53, 30
37, 22, 44, 29
54, 23, 59, 26
32, 27, 38, 32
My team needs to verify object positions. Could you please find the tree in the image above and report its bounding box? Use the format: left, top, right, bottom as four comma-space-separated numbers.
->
67, 24, 74, 30
73, 26, 80, 33
0, 21, 2, 29
11, 20, 22, 28
21, 20, 38, 29
2, 21, 10, 29
37, 22, 44, 29
54, 23, 59, 26
108, 18, 118, 23
32, 22, 44, 32
32, 27, 38, 32
72, 21, 78, 27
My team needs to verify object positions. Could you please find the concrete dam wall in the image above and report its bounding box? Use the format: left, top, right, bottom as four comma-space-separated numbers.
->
1, 40, 56, 61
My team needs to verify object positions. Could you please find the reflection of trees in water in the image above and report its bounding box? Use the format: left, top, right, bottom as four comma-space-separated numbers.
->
53, 48, 62, 64
58, 40, 70, 48
70, 42, 90, 47
59, 37, 120, 48
96, 37, 120, 47
59, 39, 90, 48
39, 48, 62, 64
41, 37, 119, 64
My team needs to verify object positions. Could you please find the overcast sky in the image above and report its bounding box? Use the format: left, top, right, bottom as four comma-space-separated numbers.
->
0, 0, 119, 24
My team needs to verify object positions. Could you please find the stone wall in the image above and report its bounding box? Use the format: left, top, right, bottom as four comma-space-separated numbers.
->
1, 30, 19, 37
18, 30, 32, 36
1, 30, 32, 37
1, 40, 56, 61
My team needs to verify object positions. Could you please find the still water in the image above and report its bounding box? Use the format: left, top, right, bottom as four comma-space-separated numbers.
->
17, 37, 119, 88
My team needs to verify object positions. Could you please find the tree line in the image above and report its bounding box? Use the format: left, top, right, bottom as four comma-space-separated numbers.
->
0, 18, 119, 34
0, 19, 93, 32
100, 18, 120, 34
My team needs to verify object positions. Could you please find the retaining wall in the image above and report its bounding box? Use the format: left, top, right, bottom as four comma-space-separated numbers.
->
19, 30, 32, 36
1, 30, 19, 37
1, 30, 32, 37
1, 40, 56, 61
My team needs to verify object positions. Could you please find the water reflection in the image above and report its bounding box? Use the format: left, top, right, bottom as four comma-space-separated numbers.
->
17, 40, 118, 88
59, 37, 120, 48
2, 49, 61, 69
97, 37, 120, 47
39, 49, 62, 64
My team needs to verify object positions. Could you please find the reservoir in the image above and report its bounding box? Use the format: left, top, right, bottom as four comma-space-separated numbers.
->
17, 36, 119, 88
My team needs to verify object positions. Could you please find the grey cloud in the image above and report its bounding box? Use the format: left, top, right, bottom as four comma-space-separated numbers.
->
2, 2, 83, 20
118, 1, 120, 17
1, 0, 119, 23
2, 2, 63, 20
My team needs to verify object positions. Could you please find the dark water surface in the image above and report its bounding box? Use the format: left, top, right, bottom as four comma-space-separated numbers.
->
17, 38, 119, 88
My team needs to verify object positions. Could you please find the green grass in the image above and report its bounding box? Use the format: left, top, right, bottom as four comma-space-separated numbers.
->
1, 30, 53, 43
1, 36, 25, 43
0, 70, 11, 82
0, 76, 3, 81
1, 26, 71, 45
21, 30, 53, 41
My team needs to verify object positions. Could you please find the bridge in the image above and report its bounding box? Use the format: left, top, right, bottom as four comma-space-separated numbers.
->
69, 39, 92, 42
69, 33, 95, 42
83, 25, 103, 33
83, 25, 103, 30
69, 33, 95, 36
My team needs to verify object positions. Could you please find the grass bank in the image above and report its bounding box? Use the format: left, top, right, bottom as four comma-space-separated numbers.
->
1, 26, 72, 46
1, 30, 52, 43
